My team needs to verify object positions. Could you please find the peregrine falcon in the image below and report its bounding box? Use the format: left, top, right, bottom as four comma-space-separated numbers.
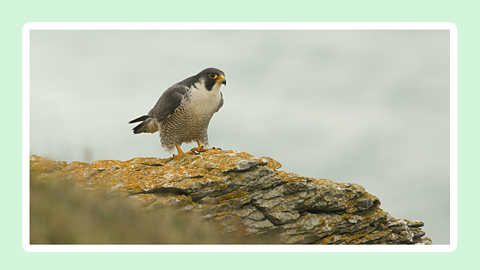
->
129, 67, 227, 156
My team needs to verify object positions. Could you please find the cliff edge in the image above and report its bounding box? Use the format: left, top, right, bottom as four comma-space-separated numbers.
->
30, 150, 431, 244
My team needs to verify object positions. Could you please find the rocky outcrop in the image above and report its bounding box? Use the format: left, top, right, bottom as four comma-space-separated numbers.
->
30, 150, 432, 244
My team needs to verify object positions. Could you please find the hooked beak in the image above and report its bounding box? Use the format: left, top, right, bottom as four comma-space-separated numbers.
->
217, 75, 227, 85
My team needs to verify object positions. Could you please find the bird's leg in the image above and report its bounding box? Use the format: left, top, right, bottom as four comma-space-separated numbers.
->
190, 141, 222, 153
173, 144, 185, 157
190, 141, 206, 153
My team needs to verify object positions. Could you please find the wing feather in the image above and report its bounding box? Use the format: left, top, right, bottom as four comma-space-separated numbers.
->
149, 84, 189, 122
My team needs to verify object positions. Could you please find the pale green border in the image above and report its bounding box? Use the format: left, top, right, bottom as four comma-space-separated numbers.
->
4, 0, 478, 269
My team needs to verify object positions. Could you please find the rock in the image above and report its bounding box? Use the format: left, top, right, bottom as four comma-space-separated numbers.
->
29, 150, 432, 244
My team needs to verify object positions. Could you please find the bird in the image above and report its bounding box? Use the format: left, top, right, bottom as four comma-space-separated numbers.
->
129, 67, 227, 156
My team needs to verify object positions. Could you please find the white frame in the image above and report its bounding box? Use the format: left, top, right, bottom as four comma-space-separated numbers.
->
22, 22, 458, 252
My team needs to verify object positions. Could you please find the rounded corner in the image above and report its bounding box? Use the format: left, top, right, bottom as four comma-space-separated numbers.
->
446, 22, 458, 31
22, 242, 33, 253
22, 22, 33, 32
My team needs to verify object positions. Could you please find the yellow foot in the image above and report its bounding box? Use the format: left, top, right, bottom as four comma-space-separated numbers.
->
190, 146, 208, 153
188, 146, 222, 154
182, 142, 223, 155
189, 141, 208, 154
172, 145, 185, 158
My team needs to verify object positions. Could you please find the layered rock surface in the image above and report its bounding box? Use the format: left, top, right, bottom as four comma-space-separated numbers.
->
30, 150, 431, 244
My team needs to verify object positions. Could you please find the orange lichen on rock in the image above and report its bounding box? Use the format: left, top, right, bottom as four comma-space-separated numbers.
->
29, 150, 431, 245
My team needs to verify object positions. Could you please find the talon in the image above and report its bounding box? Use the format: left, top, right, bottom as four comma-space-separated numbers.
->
191, 147, 208, 153
191, 141, 209, 153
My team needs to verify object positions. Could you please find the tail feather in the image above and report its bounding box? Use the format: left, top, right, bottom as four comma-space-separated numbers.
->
129, 115, 153, 134
129, 115, 149, 124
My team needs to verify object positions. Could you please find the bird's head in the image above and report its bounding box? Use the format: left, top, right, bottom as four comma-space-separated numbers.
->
197, 67, 226, 91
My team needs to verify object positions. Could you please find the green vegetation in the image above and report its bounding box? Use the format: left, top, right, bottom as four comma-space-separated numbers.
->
30, 170, 279, 244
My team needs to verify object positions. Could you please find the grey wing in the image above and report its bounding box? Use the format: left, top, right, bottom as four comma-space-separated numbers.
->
148, 84, 189, 122
214, 92, 224, 113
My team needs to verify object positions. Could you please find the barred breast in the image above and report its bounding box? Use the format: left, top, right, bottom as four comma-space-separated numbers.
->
159, 87, 222, 152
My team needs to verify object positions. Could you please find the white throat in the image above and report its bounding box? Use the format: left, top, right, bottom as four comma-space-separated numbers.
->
187, 81, 222, 115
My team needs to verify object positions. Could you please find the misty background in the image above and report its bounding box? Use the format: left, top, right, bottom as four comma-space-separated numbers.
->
29, 29, 450, 244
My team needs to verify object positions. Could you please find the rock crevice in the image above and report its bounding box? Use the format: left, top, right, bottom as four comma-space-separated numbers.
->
30, 150, 431, 245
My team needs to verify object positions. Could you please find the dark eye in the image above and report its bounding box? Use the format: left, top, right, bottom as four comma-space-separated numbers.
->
209, 73, 218, 79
